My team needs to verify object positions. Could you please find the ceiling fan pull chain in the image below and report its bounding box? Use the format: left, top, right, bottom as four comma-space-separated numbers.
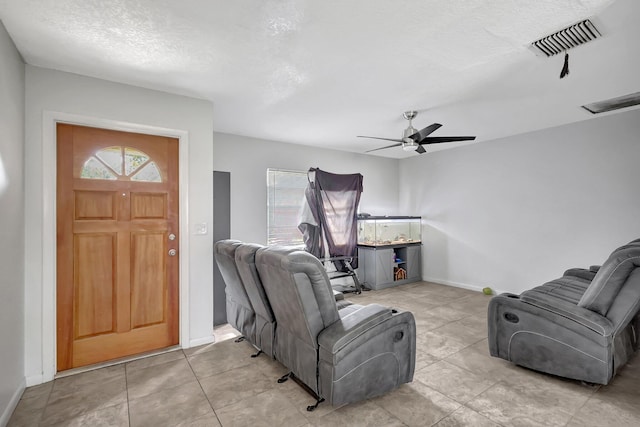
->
560, 52, 570, 79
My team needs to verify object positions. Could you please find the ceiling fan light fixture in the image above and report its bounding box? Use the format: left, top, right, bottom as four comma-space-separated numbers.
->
402, 139, 417, 151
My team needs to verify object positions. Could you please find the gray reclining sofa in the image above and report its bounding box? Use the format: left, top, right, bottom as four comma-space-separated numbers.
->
214, 240, 416, 408
213, 240, 257, 348
488, 239, 640, 384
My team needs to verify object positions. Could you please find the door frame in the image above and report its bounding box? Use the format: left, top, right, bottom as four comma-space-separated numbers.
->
41, 111, 191, 382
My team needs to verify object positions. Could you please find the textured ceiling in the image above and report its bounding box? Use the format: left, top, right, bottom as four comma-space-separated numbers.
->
1, 0, 636, 158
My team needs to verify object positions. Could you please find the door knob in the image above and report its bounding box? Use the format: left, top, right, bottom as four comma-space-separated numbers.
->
168, 233, 176, 241
168, 249, 177, 256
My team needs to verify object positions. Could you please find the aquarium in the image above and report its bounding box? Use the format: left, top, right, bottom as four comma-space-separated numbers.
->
357, 216, 421, 246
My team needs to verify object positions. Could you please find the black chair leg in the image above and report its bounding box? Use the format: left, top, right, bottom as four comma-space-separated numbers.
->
307, 398, 325, 412
277, 372, 292, 384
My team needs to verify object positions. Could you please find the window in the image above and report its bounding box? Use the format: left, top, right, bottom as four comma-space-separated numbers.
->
80, 146, 162, 182
267, 168, 308, 246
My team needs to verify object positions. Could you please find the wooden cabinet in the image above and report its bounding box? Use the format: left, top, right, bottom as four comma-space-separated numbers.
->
357, 243, 421, 290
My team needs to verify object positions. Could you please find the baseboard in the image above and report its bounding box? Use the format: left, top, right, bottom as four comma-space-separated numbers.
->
188, 335, 215, 348
423, 276, 506, 296
0, 377, 26, 427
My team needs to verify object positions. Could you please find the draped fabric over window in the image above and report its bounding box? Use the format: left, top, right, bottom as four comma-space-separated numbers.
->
298, 168, 363, 270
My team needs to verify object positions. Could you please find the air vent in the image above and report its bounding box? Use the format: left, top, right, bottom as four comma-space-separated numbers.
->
532, 19, 601, 57
582, 92, 640, 114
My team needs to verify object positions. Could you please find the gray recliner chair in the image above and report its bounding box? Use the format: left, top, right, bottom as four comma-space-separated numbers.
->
213, 240, 257, 348
488, 239, 640, 384
234, 243, 277, 358
255, 245, 416, 408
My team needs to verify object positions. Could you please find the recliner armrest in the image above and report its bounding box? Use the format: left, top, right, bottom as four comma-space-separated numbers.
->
318, 304, 392, 353
520, 292, 614, 336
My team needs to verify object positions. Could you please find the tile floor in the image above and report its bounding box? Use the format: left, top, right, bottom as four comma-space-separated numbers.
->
8, 281, 640, 426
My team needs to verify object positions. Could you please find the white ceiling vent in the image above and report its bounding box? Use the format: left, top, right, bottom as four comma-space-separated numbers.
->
582, 92, 640, 114
531, 19, 601, 57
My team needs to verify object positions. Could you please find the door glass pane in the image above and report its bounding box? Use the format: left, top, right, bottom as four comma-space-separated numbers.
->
131, 162, 162, 182
95, 146, 123, 175
124, 148, 149, 176
80, 146, 160, 182
80, 157, 118, 180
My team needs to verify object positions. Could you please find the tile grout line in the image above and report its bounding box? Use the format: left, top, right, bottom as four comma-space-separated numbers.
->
186, 348, 225, 426
125, 361, 132, 427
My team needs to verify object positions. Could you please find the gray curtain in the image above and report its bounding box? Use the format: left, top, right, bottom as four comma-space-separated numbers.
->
298, 168, 363, 270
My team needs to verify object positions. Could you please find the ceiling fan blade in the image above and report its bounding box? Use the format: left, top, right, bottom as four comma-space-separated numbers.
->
366, 142, 402, 153
419, 136, 476, 144
415, 145, 426, 154
409, 123, 442, 141
357, 135, 403, 143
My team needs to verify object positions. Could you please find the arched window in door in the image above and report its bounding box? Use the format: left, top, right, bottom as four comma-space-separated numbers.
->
80, 146, 162, 182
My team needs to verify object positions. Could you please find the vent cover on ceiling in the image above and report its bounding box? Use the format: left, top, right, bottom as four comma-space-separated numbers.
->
531, 19, 601, 57
582, 92, 640, 114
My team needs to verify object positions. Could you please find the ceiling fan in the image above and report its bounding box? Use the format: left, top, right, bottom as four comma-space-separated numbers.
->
358, 111, 476, 154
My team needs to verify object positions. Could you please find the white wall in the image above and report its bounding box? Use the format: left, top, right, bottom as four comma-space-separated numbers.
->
399, 108, 640, 294
24, 66, 214, 384
0, 20, 26, 425
212, 132, 400, 244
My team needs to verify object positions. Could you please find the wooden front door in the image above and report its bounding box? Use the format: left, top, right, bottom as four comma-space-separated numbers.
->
56, 124, 179, 370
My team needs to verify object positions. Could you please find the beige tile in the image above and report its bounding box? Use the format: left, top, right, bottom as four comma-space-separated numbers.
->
311, 399, 404, 427
566, 395, 640, 427
9, 382, 54, 426
420, 305, 471, 323
442, 294, 491, 317
251, 352, 290, 379
125, 349, 185, 371
418, 329, 476, 359
401, 282, 474, 299
20, 381, 53, 402
42, 367, 127, 426
7, 399, 45, 427
467, 377, 593, 427
187, 339, 255, 379
434, 406, 501, 427
444, 339, 523, 383
50, 365, 125, 397
415, 347, 440, 371
183, 328, 241, 358
48, 402, 128, 427
414, 360, 497, 403
199, 363, 277, 410
382, 292, 452, 311
126, 357, 197, 400
215, 388, 309, 427
128, 381, 214, 427
413, 311, 453, 333
175, 413, 222, 427
455, 314, 488, 338
183, 342, 218, 357
276, 377, 339, 421
213, 323, 243, 342
432, 321, 487, 345
373, 380, 461, 426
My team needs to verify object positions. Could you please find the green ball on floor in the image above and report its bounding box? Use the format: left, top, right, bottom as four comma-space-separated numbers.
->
482, 287, 493, 295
